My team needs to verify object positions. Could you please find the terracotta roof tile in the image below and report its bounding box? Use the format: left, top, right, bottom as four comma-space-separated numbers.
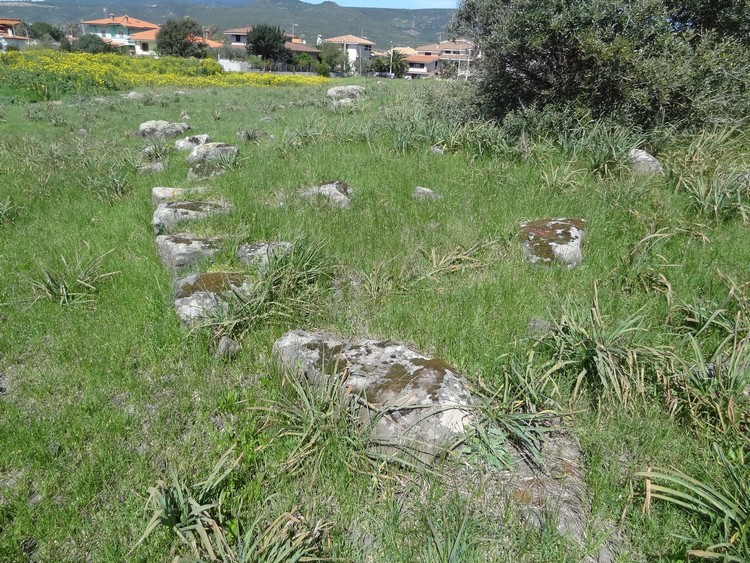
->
81, 15, 159, 29
322, 34, 374, 46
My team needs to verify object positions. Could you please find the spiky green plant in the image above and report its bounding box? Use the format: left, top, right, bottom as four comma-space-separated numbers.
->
638, 446, 749, 561
541, 288, 667, 409
29, 249, 118, 305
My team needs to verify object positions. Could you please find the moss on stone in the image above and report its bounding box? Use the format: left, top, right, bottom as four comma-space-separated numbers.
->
175, 272, 246, 299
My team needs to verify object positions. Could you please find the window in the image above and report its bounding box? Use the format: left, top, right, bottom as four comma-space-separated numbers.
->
141, 42, 149, 52
234, 35, 241, 43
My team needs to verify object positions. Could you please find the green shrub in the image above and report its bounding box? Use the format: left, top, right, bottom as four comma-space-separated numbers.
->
451, 0, 750, 127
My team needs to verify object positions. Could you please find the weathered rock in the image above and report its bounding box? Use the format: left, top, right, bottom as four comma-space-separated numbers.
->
413, 186, 442, 201
273, 330, 474, 464
326, 85, 364, 99
186, 142, 238, 164
139, 120, 190, 139
155, 233, 224, 274
215, 336, 240, 359
431, 145, 445, 155
138, 162, 166, 175
175, 134, 212, 151
629, 149, 663, 176
520, 218, 587, 268
236, 242, 293, 269
446, 432, 615, 562
173, 272, 250, 324
124, 91, 145, 100
151, 186, 210, 207
300, 181, 352, 208
152, 200, 232, 234
187, 163, 228, 180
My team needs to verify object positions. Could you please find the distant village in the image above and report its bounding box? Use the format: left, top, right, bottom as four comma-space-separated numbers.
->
0, 13, 476, 78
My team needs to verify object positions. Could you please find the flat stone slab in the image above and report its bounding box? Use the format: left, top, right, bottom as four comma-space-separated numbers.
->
152, 200, 232, 234
186, 142, 238, 164
299, 181, 352, 208
520, 218, 587, 268
236, 242, 292, 269
629, 149, 663, 175
139, 120, 190, 139
327, 85, 364, 99
175, 134, 212, 151
155, 233, 224, 274
173, 272, 250, 324
273, 330, 474, 464
151, 186, 210, 207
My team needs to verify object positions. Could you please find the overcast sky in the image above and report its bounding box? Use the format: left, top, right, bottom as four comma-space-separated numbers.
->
301, 0, 458, 8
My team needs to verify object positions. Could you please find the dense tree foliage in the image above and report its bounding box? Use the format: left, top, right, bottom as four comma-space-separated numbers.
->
318, 43, 349, 73
74, 34, 116, 54
451, 0, 750, 126
245, 24, 289, 63
156, 18, 206, 58
28, 22, 63, 42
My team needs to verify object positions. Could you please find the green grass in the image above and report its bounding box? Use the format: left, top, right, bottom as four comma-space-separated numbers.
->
0, 79, 748, 561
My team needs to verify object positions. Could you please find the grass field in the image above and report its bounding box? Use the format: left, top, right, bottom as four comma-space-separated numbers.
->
0, 77, 748, 561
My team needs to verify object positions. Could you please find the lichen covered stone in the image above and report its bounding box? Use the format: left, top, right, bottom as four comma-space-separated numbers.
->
273, 330, 474, 464
152, 200, 232, 234
520, 218, 587, 268
173, 272, 250, 324
155, 233, 224, 274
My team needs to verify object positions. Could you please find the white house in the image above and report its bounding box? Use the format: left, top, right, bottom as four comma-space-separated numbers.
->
0, 18, 30, 51
321, 34, 374, 65
79, 14, 159, 51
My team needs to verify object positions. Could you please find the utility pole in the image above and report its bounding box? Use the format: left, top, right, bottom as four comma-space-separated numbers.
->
291, 23, 297, 38
389, 42, 393, 75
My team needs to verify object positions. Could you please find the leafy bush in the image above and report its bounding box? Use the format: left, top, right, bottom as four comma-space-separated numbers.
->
451, 0, 750, 127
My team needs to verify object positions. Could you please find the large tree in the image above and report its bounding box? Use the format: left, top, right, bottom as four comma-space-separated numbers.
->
156, 18, 206, 58
451, 0, 750, 126
28, 22, 63, 42
245, 24, 289, 63
74, 34, 116, 54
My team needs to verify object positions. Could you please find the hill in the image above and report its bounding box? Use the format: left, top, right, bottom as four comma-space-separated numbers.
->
0, 0, 455, 48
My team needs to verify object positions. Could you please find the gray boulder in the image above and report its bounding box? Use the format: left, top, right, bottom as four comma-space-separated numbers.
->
173, 272, 251, 325
300, 181, 352, 208
236, 242, 293, 269
152, 200, 232, 234
186, 142, 238, 164
151, 186, 210, 207
520, 218, 587, 268
629, 149, 663, 176
273, 330, 474, 464
326, 85, 365, 99
175, 134, 212, 151
155, 233, 224, 274
139, 120, 190, 139
413, 186, 442, 201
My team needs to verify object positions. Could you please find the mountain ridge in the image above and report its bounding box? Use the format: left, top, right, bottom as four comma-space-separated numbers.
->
0, 0, 456, 48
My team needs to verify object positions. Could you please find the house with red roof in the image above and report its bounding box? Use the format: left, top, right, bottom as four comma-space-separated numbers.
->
0, 18, 30, 51
222, 26, 319, 59
80, 14, 159, 51
321, 34, 374, 66
414, 39, 477, 78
